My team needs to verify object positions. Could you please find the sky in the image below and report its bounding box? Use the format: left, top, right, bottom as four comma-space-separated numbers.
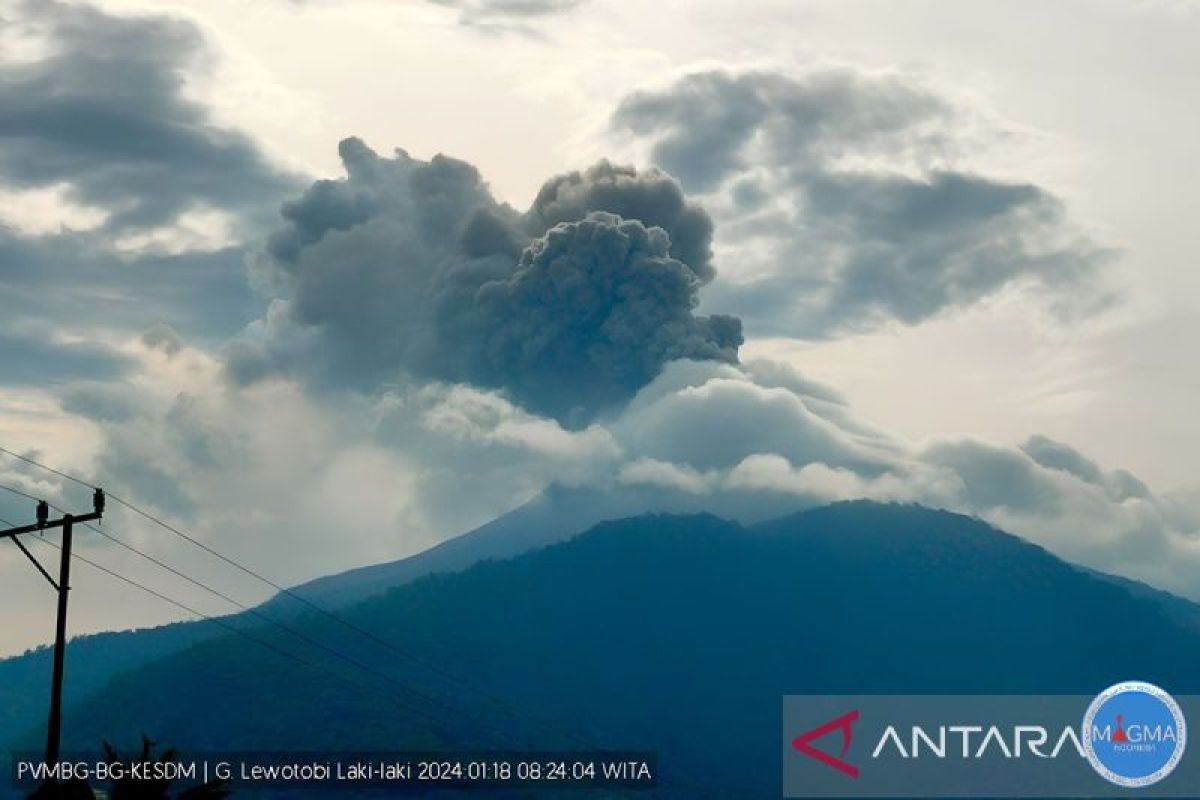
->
0, 0, 1198, 656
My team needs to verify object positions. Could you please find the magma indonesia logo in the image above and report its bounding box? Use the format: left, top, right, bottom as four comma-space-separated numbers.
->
1082, 680, 1187, 788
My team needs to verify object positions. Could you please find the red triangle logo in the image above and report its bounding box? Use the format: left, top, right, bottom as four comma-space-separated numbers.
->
791, 709, 860, 778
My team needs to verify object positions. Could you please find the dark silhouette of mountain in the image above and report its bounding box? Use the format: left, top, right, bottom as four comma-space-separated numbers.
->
0, 486, 616, 757
0, 621, 215, 757
1080, 566, 1200, 633
25, 502, 1200, 798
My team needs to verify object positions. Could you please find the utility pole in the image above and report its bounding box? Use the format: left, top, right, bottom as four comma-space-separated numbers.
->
1, 488, 104, 769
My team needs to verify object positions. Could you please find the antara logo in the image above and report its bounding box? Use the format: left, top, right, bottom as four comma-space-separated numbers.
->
792, 709, 860, 778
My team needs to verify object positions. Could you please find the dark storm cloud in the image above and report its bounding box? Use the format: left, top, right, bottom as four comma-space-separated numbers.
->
231, 139, 741, 424
0, 1, 299, 392
924, 436, 1153, 516
58, 382, 147, 424
923, 439, 1064, 515
612, 68, 1114, 336
0, 231, 261, 346
428, 0, 586, 31
790, 171, 1109, 332
1021, 434, 1106, 484
0, 0, 297, 234
141, 322, 185, 357
291, 0, 586, 24
1020, 434, 1152, 503
0, 327, 133, 386
431, 0, 584, 15
613, 69, 954, 193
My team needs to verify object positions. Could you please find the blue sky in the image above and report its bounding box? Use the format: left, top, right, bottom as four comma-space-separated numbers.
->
1, 0, 1198, 655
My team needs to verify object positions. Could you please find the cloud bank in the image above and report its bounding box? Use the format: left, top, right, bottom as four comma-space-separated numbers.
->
0, 0, 296, 237
0, 0, 297, 396
2, 2, 1192, 655
494, 360, 1200, 598
612, 68, 1116, 336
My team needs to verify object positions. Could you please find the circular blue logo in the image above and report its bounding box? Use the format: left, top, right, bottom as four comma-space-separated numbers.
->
1082, 681, 1186, 788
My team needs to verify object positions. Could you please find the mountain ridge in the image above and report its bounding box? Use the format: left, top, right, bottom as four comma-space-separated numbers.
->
14, 501, 1198, 797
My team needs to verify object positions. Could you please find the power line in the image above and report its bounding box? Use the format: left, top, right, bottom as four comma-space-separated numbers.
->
1, 513, 304, 669
0, 446, 589, 748
20, 493, 463, 718
1, 450, 740, 795
2, 473, 524, 745
5, 485, 314, 652
45, 547, 310, 667
0, 447, 87, 490
5, 463, 741, 797
81, 518, 456, 714
1, 513, 454, 733
0, 446, 497, 691
116, 494, 481, 686
0, 482, 43, 503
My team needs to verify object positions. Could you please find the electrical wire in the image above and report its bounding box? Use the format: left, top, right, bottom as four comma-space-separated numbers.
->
1, 513, 452, 732
6, 480, 446, 705
0, 446, 624, 752
0, 447, 567, 705
1, 513, 305, 668
0, 453, 537, 744
0, 482, 43, 503
52, 503, 455, 714
0, 445, 469, 686
2, 454, 736, 794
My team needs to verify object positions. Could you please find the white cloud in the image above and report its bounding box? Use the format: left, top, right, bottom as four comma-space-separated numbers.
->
619, 457, 717, 495
0, 184, 109, 235
111, 207, 239, 256
7, 319, 1200, 657
418, 383, 621, 462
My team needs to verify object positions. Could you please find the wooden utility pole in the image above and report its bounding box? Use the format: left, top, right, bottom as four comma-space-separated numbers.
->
1, 488, 104, 768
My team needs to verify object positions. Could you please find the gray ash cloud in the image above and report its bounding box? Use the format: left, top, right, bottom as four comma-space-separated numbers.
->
229, 139, 741, 424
